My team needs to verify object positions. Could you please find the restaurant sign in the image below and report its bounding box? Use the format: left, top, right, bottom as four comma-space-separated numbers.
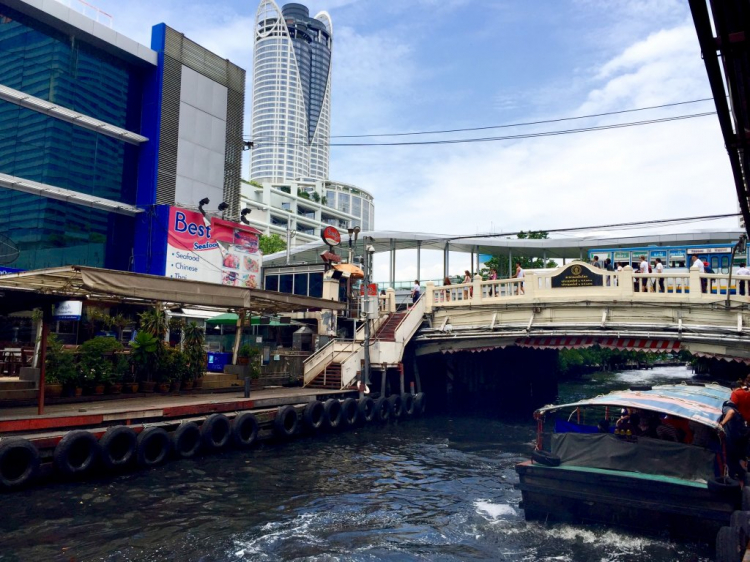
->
54, 300, 83, 320
551, 264, 603, 288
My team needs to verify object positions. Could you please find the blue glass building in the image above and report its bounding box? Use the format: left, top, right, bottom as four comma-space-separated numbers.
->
0, 0, 245, 274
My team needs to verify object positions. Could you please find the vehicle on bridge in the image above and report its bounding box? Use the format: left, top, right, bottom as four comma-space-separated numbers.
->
588, 243, 744, 274
516, 383, 738, 542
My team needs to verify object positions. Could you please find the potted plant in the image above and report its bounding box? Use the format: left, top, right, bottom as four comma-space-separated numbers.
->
130, 331, 159, 392
79, 336, 122, 395
44, 334, 75, 399
183, 321, 206, 389
108, 353, 129, 394
238, 343, 252, 365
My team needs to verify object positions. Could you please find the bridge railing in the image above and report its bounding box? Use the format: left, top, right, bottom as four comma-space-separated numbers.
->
424, 262, 750, 312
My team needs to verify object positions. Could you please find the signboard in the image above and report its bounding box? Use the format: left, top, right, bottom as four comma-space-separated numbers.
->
686, 247, 732, 255
359, 283, 378, 296
613, 251, 631, 262
551, 264, 604, 288
0, 266, 23, 275
54, 300, 83, 320
650, 250, 667, 260
321, 226, 341, 247
165, 206, 262, 288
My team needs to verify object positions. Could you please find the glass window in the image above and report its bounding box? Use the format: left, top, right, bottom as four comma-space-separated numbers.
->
265, 275, 279, 291
279, 274, 293, 294
309, 272, 323, 297
293, 273, 308, 296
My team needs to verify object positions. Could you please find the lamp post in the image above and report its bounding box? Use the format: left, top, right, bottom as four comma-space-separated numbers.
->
360, 241, 374, 398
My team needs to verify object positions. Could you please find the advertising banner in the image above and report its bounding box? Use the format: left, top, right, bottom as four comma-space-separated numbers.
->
54, 300, 83, 320
166, 206, 263, 288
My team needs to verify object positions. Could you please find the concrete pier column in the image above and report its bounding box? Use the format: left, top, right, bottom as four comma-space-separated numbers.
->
416, 241, 421, 284
386, 287, 397, 312
443, 243, 450, 280
620, 266, 634, 297
689, 264, 704, 303
472, 274, 483, 304
424, 282, 434, 313
389, 239, 396, 288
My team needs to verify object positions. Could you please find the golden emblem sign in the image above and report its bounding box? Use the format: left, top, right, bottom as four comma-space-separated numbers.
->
571, 265, 582, 276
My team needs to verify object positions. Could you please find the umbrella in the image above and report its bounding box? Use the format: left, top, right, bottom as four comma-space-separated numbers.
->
333, 263, 364, 279
206, 313, 294, 327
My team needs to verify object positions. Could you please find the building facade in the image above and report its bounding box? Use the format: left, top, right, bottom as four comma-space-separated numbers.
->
250, 0, 332, 183
0, 0, 247, 279
241, 178, 374, 246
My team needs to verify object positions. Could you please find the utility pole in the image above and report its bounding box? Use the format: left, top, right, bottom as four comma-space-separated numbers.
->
360, 240, 374, 398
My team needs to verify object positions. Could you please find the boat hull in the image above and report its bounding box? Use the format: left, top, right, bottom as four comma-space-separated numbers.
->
515, 461, 736, 541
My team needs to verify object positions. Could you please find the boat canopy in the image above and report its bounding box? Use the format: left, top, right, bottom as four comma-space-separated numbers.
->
536, 383, 731, 428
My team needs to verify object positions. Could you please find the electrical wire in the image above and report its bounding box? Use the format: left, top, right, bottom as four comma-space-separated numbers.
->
247, 112, 716, 148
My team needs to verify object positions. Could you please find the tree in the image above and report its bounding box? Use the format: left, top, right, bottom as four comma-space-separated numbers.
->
259, 234, 286, 255
480, 230, 557, 278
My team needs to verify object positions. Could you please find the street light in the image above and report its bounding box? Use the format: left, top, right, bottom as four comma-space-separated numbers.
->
218, 201, 229, 219
240, 208, 251, 225
198, 197, 210, 217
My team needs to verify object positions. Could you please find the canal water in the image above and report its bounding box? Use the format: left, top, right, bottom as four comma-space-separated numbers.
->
0, 365, 712, 561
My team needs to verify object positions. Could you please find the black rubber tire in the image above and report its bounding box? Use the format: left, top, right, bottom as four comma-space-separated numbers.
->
716, 525, 744, 562
274, 405, 298, 438
358, 397, 375, 423
742, 486, 750, 512
340, 398, 359, 427
531, 449, 561, 467
323, 399, 342, 430
136, 427, 171, 467
388, 394, 403, 419
730, 510, 750, 538
629, 385, 652, 391
303, 400, 325, 431
708, 476, 742, 498
232, 413, 259, 448
200, 414, 231, 451
374, 396, 391, 423
413, 392, 426, 415
99, 426, 137, 470
172, 422, 201, 459
401, 393, 415, 416
54, 430, 100, 476
0, 439, 40, 489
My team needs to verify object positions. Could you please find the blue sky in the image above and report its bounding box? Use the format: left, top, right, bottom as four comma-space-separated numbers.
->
96, 0, 737, 281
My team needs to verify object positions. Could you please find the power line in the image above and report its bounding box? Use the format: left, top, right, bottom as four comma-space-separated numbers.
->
248, 112, 716, 148
329, 97, 716, 138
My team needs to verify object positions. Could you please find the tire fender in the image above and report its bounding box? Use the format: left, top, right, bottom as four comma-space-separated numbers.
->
340, 398, 359, 427
54, 430, 100, 476
201, 414, 231, 451
374, 396, 391, 423
232, 413, 259, 448
358, 397, 375, 423
413, 392, 426, 415
708, 476, 741, 499
401, 393, 415, 416
0, 439, 40, 489
388, 394, 403, 419
303, 400, 325, 431
99, 426, 137, 470
323, 399, 342, 430
716, 525, 744, 562
172, 422, 201, 459
137, 427, 171, 467
274, 405, 298, 438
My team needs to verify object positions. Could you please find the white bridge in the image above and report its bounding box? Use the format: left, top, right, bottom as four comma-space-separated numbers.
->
416, 261, 750, 363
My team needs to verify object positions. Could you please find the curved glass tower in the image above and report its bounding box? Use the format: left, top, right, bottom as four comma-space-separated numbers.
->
250, 1, 332, 183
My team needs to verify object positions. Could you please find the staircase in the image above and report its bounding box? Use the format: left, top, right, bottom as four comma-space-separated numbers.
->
200, 372, 243, 390
0, 379, 37, 401
305, 363, 342, 389
373, 312, 406, 342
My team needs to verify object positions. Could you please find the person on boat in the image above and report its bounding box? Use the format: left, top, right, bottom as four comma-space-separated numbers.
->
633, 412, 659, 438
730, 382, 750, 424
616, 408, 640, 433
656, 415, 692, 443
718, 400, 748, 480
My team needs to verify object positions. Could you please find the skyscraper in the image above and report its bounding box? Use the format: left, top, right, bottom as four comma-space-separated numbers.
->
250, 1, 332, 183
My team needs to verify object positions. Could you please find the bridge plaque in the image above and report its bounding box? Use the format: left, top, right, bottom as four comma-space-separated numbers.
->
550, 264, 603, 288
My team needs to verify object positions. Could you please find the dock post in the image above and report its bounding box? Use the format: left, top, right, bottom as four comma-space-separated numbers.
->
244, 376, 251, 398
399, 362, 405, 394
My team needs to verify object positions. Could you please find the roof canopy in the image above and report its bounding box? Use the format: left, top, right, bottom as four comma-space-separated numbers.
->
536, 383, 731, 427
0, 266, 346, 314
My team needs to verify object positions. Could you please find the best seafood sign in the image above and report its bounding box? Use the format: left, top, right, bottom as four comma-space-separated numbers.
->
166, 206, 262, 288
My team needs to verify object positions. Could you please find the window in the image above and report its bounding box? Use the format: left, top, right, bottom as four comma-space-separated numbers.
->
265, 275, 279, 291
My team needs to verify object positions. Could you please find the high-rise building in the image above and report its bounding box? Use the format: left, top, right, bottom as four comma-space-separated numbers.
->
250, 1, 332, 183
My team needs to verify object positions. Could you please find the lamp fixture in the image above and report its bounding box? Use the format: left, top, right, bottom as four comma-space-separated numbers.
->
218, 202, 229, 212
198, 197, 210, 217
240, 208, 251, 225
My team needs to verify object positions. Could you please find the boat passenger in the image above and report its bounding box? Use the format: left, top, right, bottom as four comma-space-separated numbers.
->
656, 415, 692, 443
730, 383, 750, 424
633, 412, 659, 438
718, 400, 749, 480
443, 277, 452, 301
616, 408, 640, 433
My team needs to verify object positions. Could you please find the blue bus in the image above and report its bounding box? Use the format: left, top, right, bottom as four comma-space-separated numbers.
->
587, 243, 746, 273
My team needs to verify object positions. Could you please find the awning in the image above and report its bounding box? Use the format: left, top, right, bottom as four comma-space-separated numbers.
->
536, 383, 731, 427
515, 336, 680, 353
333, 263, 364, 279
0, 266, 346, 314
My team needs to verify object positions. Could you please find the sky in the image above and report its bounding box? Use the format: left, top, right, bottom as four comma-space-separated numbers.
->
91, 0, 739, 282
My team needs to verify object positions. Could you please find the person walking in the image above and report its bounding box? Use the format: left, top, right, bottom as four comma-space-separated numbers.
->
592, 255, 602, 269
639, 256, 649, 292
463, 270, 472, 299
410, 280, 421, 305
515, 262, 525, 295
443, 276, 452, 301
736, 262, 750, 296
691, 255, 706, 293
488, 267, 498, 297
654, 258, 665, 293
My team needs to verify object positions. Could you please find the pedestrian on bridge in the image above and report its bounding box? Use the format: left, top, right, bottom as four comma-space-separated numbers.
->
736, 262, 750, 295
411, 280, 421, 305
515, 263, 525, 295
654, 258, 665, 293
